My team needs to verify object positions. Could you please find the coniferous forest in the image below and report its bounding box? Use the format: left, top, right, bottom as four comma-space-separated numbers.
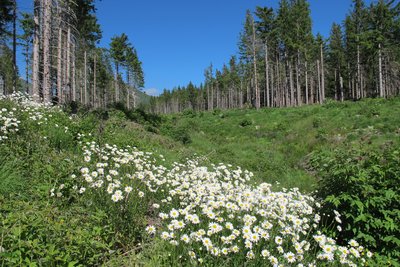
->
0, 1, 400, 266
150, 0, 400, 113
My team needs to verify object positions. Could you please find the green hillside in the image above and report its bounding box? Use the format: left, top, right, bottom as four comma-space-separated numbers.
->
158, 98, 400, 192
0, 94, 399, 266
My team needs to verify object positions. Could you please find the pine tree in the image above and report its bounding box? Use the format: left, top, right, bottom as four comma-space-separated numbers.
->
19, 12, 34, 94
110, 33, 129, 102
328, 23, 346, 101
0, 0, 13, 36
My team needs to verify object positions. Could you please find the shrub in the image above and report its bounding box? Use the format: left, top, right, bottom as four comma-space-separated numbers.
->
239, 118, 253, 127
212, 109, 222, 116
310, 144, 400, 262
182, 109, 196, 118
170, 127, 192, 144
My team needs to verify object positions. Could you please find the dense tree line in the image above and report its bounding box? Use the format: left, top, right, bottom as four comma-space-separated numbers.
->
0, 0, 145, 108
150, 0, 400, 114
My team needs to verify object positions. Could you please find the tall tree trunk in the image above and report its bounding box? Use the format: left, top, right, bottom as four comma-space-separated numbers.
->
84, 50, 87, 104
57, 27, 63, 103
334, 69, 338, 100
66, 27, 71, 101
289, 61, 294, 106
320, 44, 325, 103
211, 82, 214, 110
71, 42, 76, 102
12, 0, 17, 92
93, 54, 96, 107
25, 40, 29, 94
305, 62, 309, 105
115, 63, 119, 102
340, 76, 344, 102
296, 51, 301, 106
356, 44, 361, 99
32, 0, 40, 101
251, 18, 260, 109
265, 42, 270, 108
317, 60, 321, 104
127, 88, 130, 109
378, 43, 383, 98
271, 64, 275, 107
42, 0, 51, 102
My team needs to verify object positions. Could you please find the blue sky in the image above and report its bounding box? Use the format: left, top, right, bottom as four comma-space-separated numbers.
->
17, 0, 373, 96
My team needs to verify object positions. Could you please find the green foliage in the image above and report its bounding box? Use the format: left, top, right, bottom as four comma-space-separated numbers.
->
0, 198, 118, 266
311, 144, 400, 262
239, 118, 252, 127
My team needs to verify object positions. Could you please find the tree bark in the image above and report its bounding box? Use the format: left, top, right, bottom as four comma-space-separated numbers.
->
42, 0, 51, 102
356, 44, 361, 99
66, 26, 71, 101
32, 0, 40, 101
289, 61, 294, 106
340, 76, 344, 102
265, 42, 270, 108
296, 51, 301, 106
320, 44, 325, 103
317, 60, 321, 104
115, 63, 119, 102
57, 27, 63, 103
378, 43, 383, 98
72, 42, 76, 102
25, 38, 30, 94
93, 54, 96, 107
12, 0, 17, 92
251, 17, 260, 109
84, 50, 87, 104
305, 61, 309, 105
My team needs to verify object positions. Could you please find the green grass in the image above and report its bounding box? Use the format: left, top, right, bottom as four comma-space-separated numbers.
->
1, 96, 399, 266
159, 98, 400, 192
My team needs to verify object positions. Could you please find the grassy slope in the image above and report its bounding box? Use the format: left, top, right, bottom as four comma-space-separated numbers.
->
1, 97, 399, 265
162, 98, 400, 192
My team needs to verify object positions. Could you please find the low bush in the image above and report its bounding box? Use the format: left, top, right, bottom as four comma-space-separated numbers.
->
310, 143, 400, 263
239, 118, 252, 127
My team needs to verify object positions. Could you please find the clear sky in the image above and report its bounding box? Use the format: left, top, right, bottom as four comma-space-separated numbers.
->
17, 0, 373, 96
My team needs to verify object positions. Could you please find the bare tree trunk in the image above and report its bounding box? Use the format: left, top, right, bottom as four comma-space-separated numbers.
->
271, 64, 275, 107
93, 54, 96, 107
72, 42, 76, 102
115, 63, 119, 102
211, 82, 214, 110
276, 57, 281, 107
317, 60, 321, 104
356, 44, 361, 99
310, 70, 314, 104
42, 0, 51, 102
378, 43, 383, 98
305, 61, 309, 105
25, 39, 30, 94
251, 18, 260, 109
296, 51, 301, 106
32, 0, 40, 101
12, 0, 17, 92
57, 27, 63, 103
265, 42, 270, 108
289, 61, 294, 106
334, 69, 338, 100
320, 44, 325, 103
127, 88, 130, 109
340, 76, 344, 102
66, 27, 71, 101
84, 50, 87, 104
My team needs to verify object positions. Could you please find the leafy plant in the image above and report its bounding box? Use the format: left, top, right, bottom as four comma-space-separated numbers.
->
310, 144, 400, 262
